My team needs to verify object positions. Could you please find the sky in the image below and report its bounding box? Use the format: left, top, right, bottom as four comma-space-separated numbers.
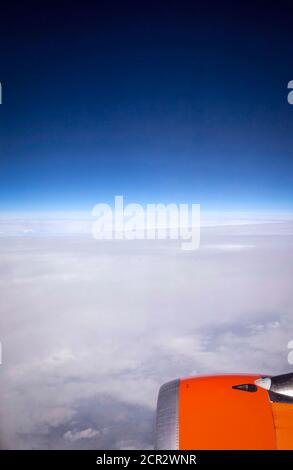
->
0, 0, 293, 212
1, 0, 293, 451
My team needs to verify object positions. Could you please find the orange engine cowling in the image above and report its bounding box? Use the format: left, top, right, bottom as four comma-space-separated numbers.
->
155, 374, 293, 450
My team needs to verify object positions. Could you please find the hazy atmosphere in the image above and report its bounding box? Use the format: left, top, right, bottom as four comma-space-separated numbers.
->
0, 217, 293, 449
0, 0, 293, 451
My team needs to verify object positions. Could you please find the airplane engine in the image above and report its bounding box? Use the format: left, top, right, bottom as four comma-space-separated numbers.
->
155, 373, 293, 450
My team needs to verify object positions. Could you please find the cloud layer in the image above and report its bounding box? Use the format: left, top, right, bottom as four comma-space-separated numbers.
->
0, 220, 293, 448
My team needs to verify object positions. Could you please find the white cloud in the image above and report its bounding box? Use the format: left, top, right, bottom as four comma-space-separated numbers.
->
201, 243, 255, 251
63, 428, 99, 442
0, 219, 293, 449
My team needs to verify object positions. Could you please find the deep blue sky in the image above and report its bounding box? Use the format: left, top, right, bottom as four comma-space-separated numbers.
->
0, 0, 293, 211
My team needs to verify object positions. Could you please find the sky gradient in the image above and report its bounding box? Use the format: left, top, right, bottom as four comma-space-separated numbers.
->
0, 1, 293, 212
